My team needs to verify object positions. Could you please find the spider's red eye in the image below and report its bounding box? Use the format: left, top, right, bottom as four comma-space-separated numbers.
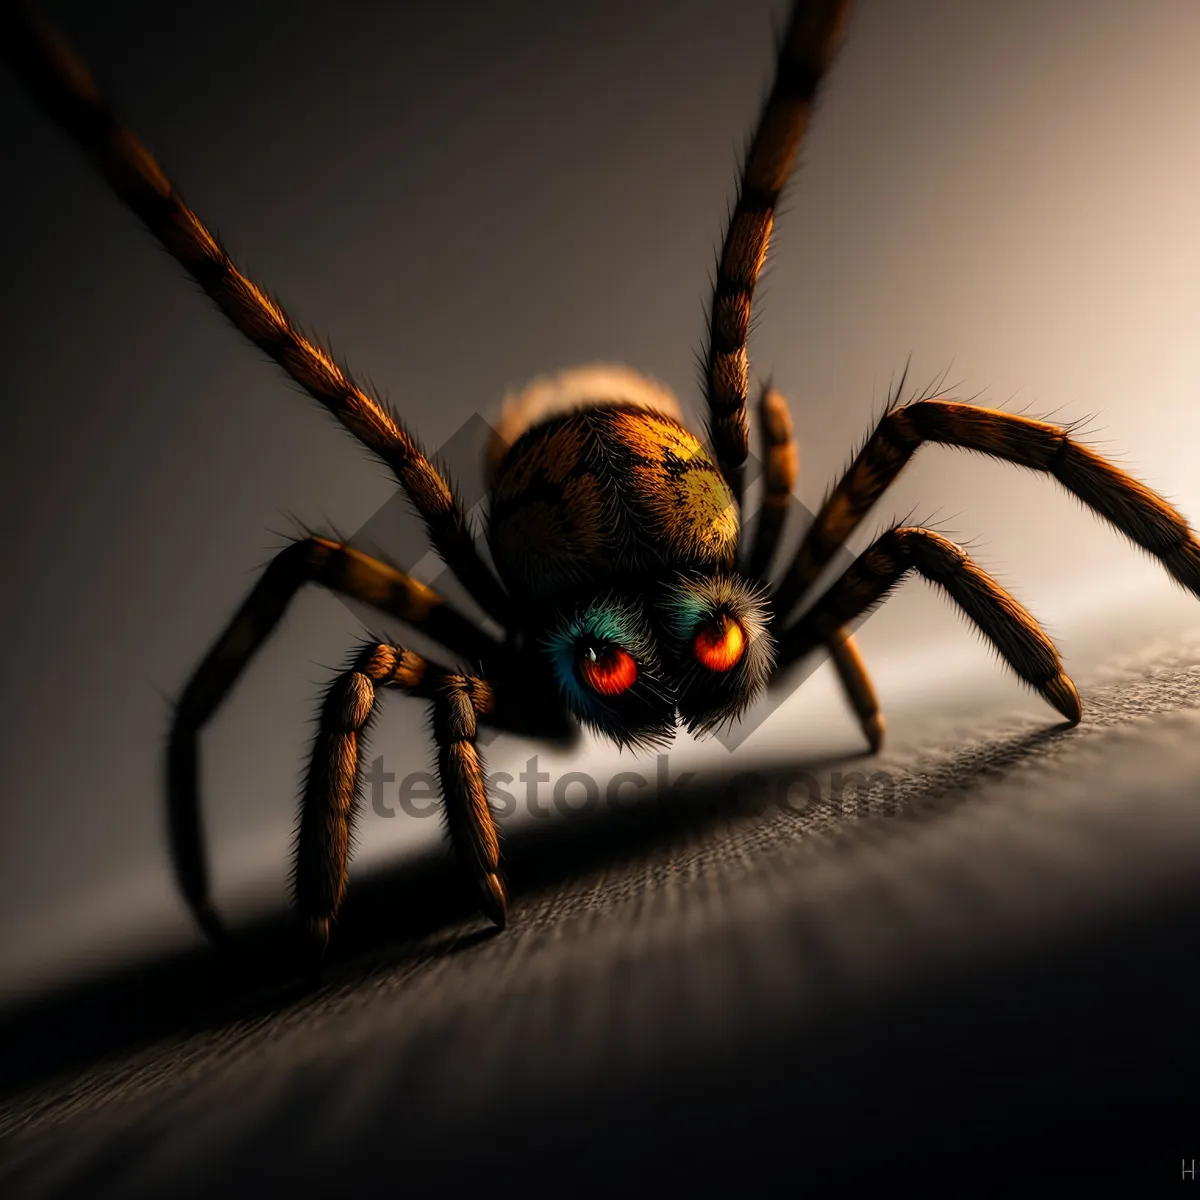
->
693, 614, 745, 672
577, 644, 638, 695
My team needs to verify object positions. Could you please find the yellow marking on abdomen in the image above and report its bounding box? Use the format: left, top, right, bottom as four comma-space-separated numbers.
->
609, 411, 739, 563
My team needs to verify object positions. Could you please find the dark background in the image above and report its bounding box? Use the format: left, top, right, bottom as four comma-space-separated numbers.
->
1, 0, 1200, 1189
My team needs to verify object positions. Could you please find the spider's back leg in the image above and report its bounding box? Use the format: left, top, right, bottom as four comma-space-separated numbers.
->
750, 383, 884, 750
702, 0, 852, 506
745, 383, 799, 580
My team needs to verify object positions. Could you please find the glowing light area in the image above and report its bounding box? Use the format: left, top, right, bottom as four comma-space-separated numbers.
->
694, 615, 746, 672
578, 645, 638, 695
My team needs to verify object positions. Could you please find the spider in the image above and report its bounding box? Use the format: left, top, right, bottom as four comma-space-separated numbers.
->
7, 0, 1200, 964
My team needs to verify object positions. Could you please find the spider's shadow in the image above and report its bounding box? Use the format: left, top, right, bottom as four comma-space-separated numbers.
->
0, 721, 1073, 1106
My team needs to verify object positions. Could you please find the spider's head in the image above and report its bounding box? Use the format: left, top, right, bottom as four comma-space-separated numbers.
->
540, 573, 775, 750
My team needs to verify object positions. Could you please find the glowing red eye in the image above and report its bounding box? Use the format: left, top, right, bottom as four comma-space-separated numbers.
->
693, 614, 745, 672
577, 645, 638, 695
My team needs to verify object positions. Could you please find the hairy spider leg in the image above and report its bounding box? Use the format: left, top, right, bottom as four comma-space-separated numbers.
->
169, 537, 505, 947
703, 0, 852, 508
773, 397, 1200, 624
777, 525, 1081, 724
1, 3, 511, 627
297, 645, 507, 961
746, 383, 884, 749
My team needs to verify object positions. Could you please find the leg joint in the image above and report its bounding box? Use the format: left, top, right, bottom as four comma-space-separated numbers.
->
323, 671, 375, 733
355, 642, 428, 689
433, 674, 494, 743
895, 526, 966, 576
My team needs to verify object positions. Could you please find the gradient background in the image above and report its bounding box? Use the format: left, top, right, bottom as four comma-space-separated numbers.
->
2, 0, 1200, 1005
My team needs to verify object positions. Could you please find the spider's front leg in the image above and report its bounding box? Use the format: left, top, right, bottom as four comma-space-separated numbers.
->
772, 393, 1200, 622
777, 525, 1082, 723
168, 536, 501, 948
297, 645, 506, 960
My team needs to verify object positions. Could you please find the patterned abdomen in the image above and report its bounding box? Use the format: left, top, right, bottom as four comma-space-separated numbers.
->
488, 405, 738, 606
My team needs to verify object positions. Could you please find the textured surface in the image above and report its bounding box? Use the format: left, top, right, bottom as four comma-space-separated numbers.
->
2, 634, 1200, 1191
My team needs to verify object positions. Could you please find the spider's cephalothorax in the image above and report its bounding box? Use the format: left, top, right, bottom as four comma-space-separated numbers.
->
485, 367, 777, 749
9, 0, 1200, 965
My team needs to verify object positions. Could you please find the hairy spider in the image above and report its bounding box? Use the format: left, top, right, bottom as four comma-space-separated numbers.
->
7, 0, 1200, 962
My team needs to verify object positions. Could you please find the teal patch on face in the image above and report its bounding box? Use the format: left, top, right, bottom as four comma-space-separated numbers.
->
541, 595, 659, 720
658, 584, 711, 643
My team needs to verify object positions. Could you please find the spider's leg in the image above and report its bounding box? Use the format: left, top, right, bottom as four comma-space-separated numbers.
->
431, 672, 507, 932
295, 643, 441, 958
168, 537, 501, 948
750, 384, 884, 750
745, 383, 798, 579
773, 399, 1200, 623
777, 525, 1081, 724
296, 647, 509, 961
1, 5, 511, 627
825, 626, 884, 753
702, 0, 852, 507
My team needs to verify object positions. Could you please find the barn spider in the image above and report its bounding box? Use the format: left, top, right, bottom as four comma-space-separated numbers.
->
7, 0, 1200, 962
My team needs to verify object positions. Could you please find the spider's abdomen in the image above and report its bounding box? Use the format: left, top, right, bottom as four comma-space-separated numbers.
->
487, 405, 738, 607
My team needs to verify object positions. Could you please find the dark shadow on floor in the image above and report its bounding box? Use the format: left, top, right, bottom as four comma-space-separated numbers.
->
0, 720, 1076, 1106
